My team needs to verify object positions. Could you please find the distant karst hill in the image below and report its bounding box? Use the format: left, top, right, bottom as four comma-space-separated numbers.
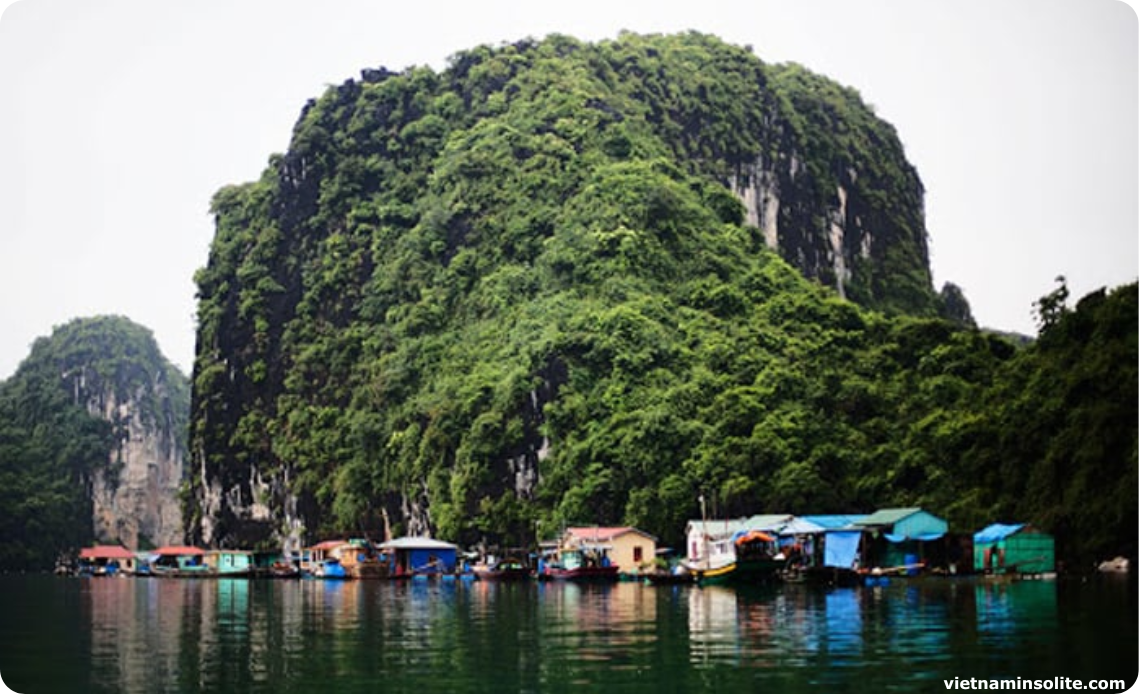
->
0, 316, 189, 570
186, 32, 1135, 567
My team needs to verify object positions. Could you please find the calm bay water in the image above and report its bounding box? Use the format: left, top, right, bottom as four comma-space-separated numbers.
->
0, 575, 1135, 693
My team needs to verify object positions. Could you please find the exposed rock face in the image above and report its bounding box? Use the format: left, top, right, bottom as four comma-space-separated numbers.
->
729, 150, 924, 309
192, 438, 280, 548
84, 376, 183, 549
34, 317, 193, 550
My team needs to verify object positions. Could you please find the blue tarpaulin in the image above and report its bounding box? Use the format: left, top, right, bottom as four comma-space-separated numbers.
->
824, 531, 862, 568
884, 532, 945, 543
973, 523, 1025, 544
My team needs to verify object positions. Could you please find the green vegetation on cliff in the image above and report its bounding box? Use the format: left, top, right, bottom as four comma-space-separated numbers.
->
0, 316, 189, 570
188, 32, 1136, 566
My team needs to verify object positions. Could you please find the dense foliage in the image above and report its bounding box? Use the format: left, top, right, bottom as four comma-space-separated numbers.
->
0, 316, 189, 570
188, 32, 1136, 566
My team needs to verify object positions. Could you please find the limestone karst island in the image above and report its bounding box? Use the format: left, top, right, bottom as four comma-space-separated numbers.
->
1, 32, 1134, 584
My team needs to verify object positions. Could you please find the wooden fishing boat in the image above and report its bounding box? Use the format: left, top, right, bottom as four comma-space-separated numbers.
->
269, 561, 301, 578
689, 531, 783, 587
311, 558, 349, 579
644, 568, 695, 586
472, 557, 532, 581
538, 546, 620, 582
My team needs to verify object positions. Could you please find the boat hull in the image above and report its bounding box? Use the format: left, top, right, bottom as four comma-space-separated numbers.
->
474, 567, 533, 581
540, 566, 620, 582
694, 558, 783, 587
347, 562, 391, 579
645, 571, 695, 586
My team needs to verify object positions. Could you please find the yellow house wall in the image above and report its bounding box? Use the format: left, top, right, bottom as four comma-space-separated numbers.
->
608, 533, 656, 574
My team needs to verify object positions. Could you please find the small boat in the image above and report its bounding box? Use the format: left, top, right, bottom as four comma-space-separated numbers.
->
689, 530, 783, 587
644, 568, 695, 586
312, 558, 349, 579
472, 557, 532, 581
538, 546, 620, 583
269, 561, 301, 578
1098, 556, 1130, 574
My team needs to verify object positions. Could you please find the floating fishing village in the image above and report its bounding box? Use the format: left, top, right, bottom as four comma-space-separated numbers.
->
65, 506, 1112, 586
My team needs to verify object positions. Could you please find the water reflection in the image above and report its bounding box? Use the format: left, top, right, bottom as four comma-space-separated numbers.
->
688, 586, 742, 665
975, 580, 1058, 643
688, 585, 872, 669
683, 579, 1093, 688
823, 588, 862, 657
4, 574, 1123, 694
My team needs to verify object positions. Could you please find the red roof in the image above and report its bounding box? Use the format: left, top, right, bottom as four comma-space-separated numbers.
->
308, 539, 348, 551
79, 545, 135, 560
153, 545, 206, 556
565, 527, 655, 543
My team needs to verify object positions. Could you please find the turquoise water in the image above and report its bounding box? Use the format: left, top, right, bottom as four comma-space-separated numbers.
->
0, 575, 1135, 693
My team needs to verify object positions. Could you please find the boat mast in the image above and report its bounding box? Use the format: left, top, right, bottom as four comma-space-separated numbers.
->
699, 493, 710, 571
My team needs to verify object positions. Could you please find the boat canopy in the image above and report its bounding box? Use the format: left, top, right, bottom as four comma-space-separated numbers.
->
732, 530, 774, 545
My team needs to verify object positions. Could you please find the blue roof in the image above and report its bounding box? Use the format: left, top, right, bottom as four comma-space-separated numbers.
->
801, 514, 867, 530
973, 523, 1027, 544
776, 517, 826, 535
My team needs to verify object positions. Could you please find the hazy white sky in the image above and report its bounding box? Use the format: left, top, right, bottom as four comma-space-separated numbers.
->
0, 0, 1136, 379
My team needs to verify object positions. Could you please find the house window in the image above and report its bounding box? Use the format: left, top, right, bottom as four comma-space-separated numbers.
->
633, 546, 643, 563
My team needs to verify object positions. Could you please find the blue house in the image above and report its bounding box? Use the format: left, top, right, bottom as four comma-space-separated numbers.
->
379, 537, 459, 576
800, 515, 868, 570
854, 508, 948, 573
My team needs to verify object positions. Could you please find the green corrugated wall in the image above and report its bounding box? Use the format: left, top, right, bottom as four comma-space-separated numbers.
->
974, 531, 1055, 574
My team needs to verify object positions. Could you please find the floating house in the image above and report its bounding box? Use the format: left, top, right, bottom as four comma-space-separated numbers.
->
562, 527, 657, 575
78, 545, 136, 575
379, 537, 458, 576
301, 539, 347, 575
770, 517, 825, 561
151, 546, 210, 576
854, 508, 948, 573
336, 539, 391, 578
799, 515, 868, 572
251, 549, 287, 574
973, 524, 1055, 575
205, 549, 254, 577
